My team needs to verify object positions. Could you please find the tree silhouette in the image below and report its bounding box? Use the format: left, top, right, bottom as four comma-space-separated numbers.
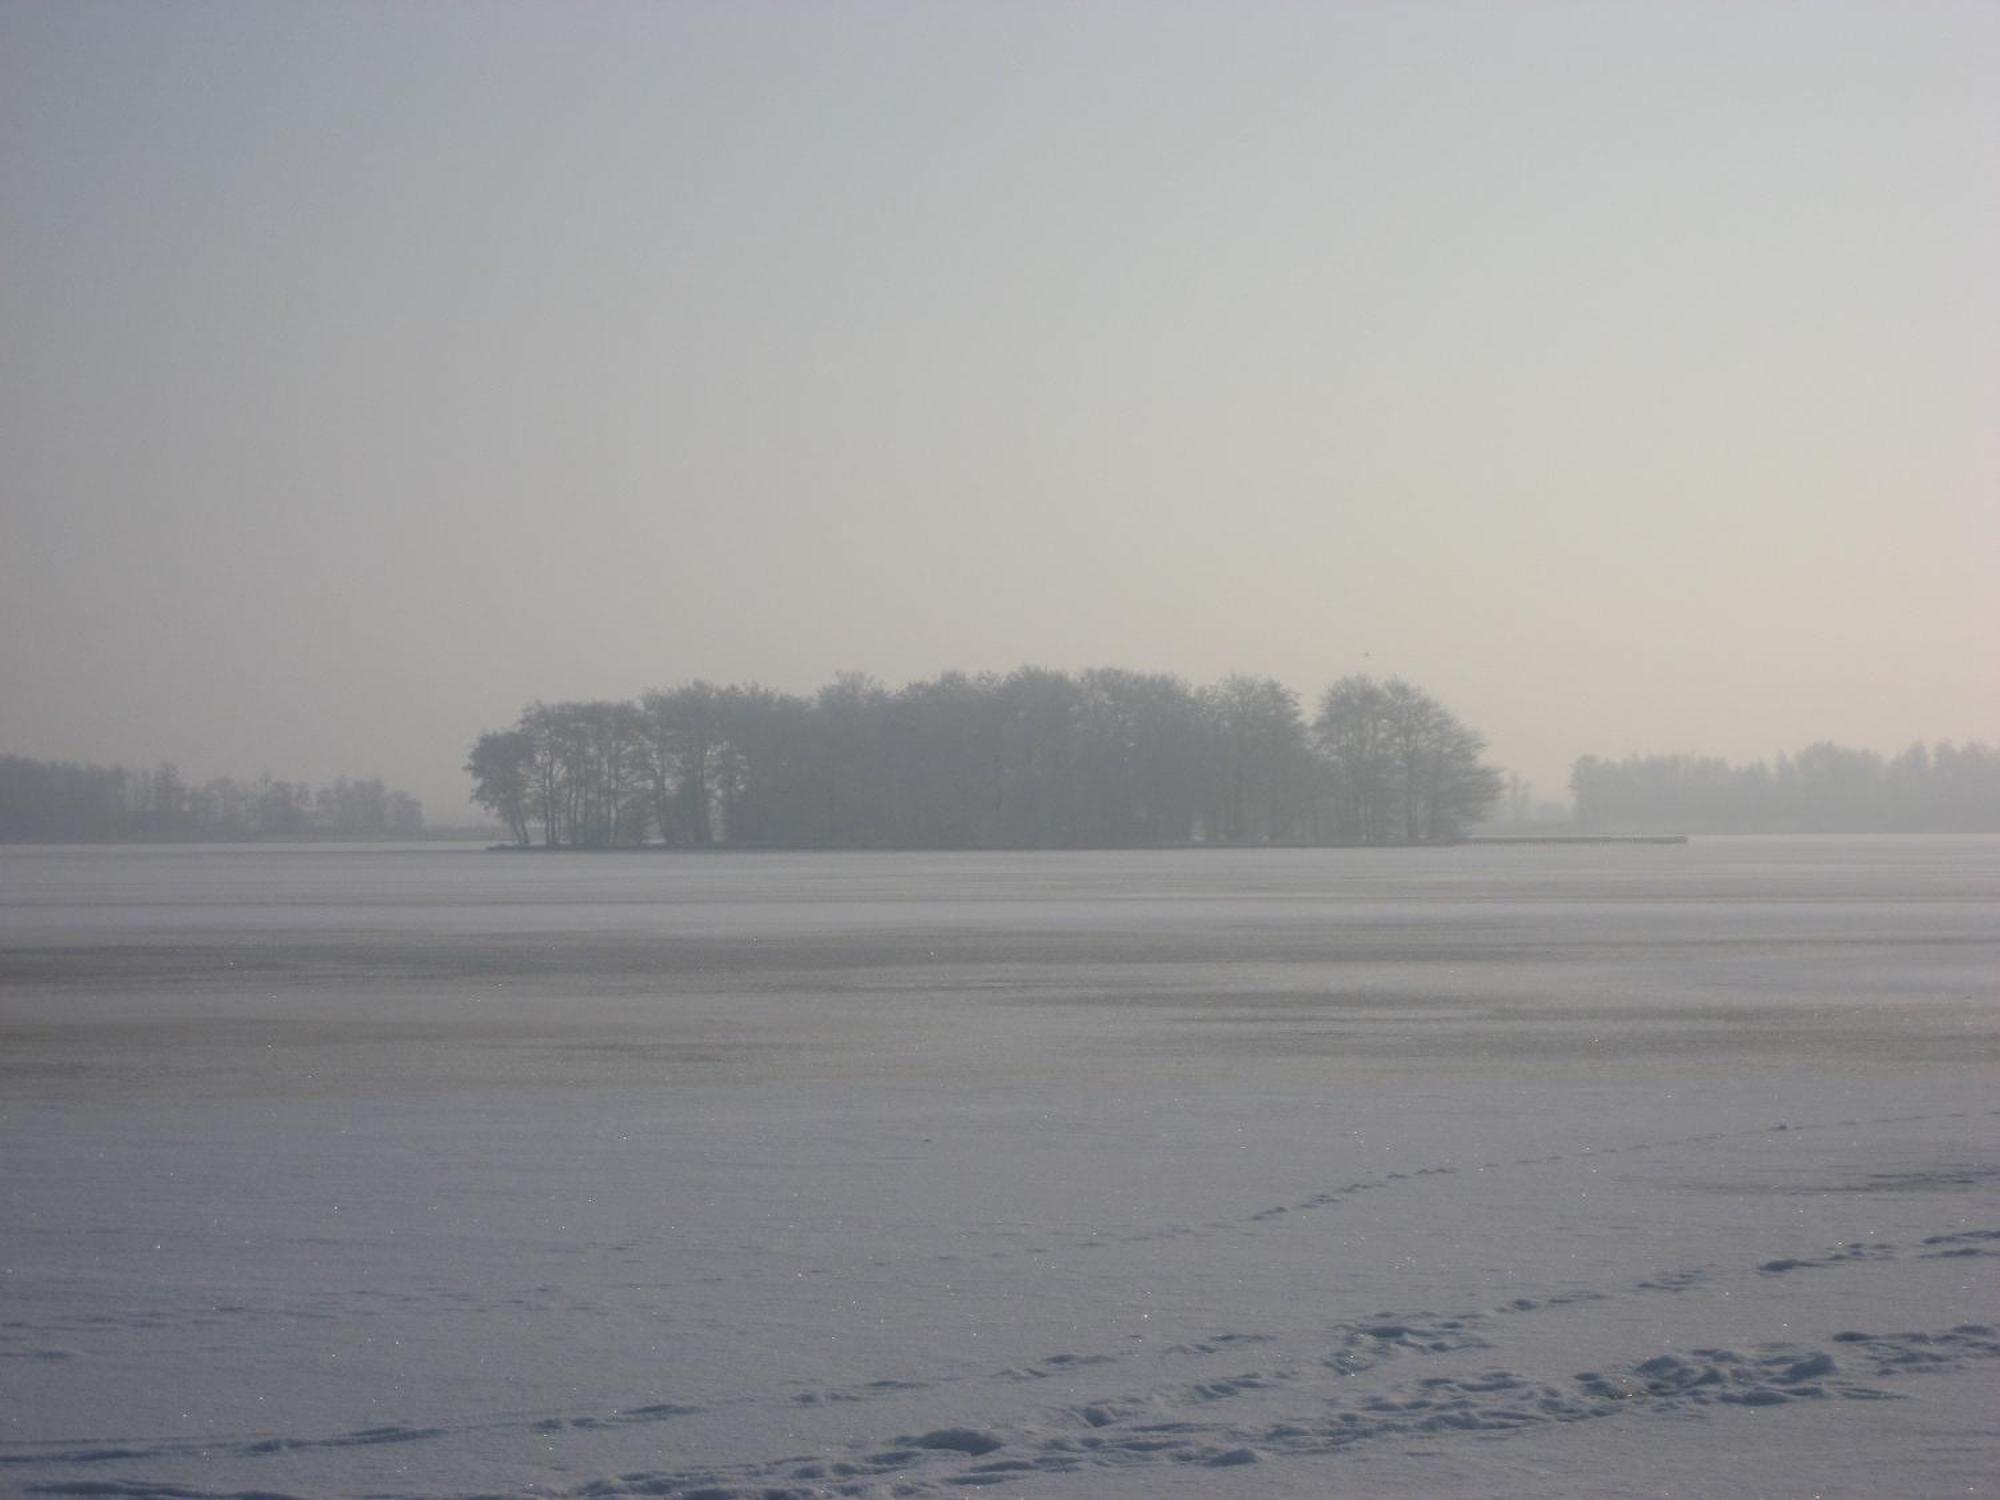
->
467, 667, 1504, 848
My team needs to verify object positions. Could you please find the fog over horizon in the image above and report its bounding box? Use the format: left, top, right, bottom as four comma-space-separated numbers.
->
4, 2, 1995, 821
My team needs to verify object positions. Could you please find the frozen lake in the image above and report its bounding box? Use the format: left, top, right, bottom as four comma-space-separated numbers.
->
2, 839, 1995, 1498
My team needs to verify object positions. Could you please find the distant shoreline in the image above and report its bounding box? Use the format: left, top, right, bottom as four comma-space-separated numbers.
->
482, 835, 1691, 853
1463, 834, 1689, 845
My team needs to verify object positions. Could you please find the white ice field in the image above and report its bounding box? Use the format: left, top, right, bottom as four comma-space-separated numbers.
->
2, 839, 1994, 1498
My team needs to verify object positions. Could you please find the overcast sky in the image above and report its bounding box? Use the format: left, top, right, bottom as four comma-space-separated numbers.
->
3, 1, 1995, 819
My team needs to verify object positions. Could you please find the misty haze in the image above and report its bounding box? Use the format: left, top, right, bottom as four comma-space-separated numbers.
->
2, 4, 1995, 1498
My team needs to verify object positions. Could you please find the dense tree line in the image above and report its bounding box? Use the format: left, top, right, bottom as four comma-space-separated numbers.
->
0, 756, 423, 842
1570, 742, 2000, 833
466, 669, 1502, 849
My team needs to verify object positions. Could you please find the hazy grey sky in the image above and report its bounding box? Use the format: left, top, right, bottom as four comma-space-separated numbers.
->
4, 1, 1995, 817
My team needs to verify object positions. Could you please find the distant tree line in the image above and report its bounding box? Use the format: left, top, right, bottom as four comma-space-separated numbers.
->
466, 669, 1503, 849
1570, 742, 2000, 834
0, 755, 423, 842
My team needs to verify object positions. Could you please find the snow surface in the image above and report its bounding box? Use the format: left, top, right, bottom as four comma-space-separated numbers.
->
1, 838, 1995, 1498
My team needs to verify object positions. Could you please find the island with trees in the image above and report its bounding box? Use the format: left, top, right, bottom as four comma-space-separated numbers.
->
466, 669, 1504, 850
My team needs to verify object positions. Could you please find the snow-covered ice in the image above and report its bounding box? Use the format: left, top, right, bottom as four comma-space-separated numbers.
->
2, 839, 1994, 1497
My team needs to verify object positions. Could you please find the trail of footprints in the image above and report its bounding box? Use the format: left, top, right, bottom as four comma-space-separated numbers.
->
16, 1311, 1998, 1500
554, 1319, 2000, 1499
7, 1107, 1994, 1498
1115, 1107, 1994, 1249
15, 1236, 1991, 1500
554, 1106, 2000, 1496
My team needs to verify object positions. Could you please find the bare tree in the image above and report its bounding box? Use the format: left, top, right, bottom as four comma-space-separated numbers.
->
1313, 676, 1500, 841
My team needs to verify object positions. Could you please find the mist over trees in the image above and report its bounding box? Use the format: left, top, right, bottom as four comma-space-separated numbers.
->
466, 669, 1502, 849
1570, 742, 2000, 834
0, 756, 423, 842
1314, 676, 1505, 842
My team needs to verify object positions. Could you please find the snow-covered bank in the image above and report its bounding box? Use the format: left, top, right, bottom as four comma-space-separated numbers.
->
2, 839, 1994, 1497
